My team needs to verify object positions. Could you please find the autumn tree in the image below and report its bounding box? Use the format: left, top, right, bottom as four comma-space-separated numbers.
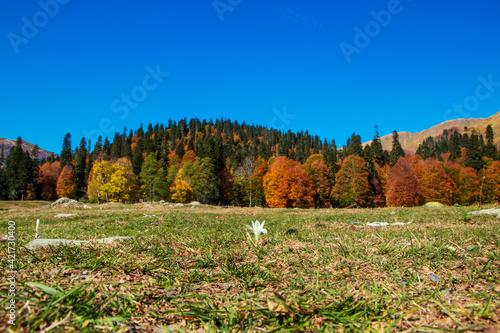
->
88, 159, 138, 203
56, 165, 77, 198
170, 179, 193, 203
414, 158, 456, 205
250, 157, 268, 206
331, 155, 371, 207
263, 156, 315, 208
38, 161, 61, 200
454, 167, 481, 205
386, 157, 424, 207
484, 161, 500, 203
303, 154, 331, 207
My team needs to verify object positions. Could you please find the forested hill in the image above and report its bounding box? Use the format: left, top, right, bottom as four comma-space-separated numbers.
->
1, 116, 500, 207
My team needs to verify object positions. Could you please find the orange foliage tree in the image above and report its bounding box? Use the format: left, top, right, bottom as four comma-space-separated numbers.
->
331, 155, 371, 207
386, 157, 424, 207
414, 158, 456, 205
455, 167, 480, 205
375, 163, 390, 203
303, 154, 331, 208
250, 157, 268, 206
484, 161, 500, 203
38, 161, 61, 200
56, 165, 77, 199
181, 150, 197, 165
263, 156, 315, 208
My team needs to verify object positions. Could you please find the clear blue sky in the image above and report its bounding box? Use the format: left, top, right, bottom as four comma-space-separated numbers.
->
1, 0, 500, 154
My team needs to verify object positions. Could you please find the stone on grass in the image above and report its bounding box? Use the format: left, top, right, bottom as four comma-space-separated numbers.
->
51, 197, 82, 208
189, 201, 201, 206
424, 202, 445, 208
24, 236, 130, 249
468, 208, 500, 218
54, 214, 76, 218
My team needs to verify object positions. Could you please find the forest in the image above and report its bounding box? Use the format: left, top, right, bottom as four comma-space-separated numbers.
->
1, 118, 499, 207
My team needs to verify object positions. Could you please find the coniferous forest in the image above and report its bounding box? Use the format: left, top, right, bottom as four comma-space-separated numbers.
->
1, 118, 500, 207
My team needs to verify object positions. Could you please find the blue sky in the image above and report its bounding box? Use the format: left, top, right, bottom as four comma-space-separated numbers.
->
1, 0, 500, 154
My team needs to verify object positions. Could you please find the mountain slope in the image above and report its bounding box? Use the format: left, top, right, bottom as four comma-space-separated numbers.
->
0, 138, 55, 160
365, 111, 500, 152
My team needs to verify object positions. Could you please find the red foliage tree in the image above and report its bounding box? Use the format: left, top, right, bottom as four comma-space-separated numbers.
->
38, 161, 61, 200
386, 157, 424, 207
56, 165, 77, 199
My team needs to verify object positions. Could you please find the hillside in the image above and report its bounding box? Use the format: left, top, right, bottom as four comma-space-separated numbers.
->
365, 111, 500, 152
0, 137, 54, 160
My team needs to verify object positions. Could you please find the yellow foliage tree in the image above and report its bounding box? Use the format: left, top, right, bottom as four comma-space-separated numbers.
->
170, 179, 193, 203
88, 159, 138, 203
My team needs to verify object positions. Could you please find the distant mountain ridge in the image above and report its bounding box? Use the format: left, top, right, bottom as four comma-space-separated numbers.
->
364, 111, 500, 152
0, 138, 55, 160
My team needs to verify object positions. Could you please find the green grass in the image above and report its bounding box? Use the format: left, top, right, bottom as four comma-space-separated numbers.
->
1, 201, 499, 332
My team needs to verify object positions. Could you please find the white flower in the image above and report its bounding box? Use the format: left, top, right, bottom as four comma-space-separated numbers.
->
35, 219, 41, 239
245, 220, 267, 241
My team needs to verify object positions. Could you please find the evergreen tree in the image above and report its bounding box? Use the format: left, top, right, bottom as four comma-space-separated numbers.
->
389, 131, 405, 166
110, 133, 122, 159
449, 131, 462, 161
465, 134, 484, 171
371, 126, 385, 165
4, 137, 34, 200
132, 138, 144, 175
139, 153, 160, 202
191, 157, 220, 204
60, 133, 73, 167
175, 142, 185, 159
484, 125, 498, 160
74, 138, 88, 198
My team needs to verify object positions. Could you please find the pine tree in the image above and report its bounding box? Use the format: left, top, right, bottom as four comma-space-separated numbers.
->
371, 125, 385, 165
484, 125, 498, 160
465, 134, 484, 171
74, 138, 88, 198
449, 131, 462, 161
390, 131, 405, 166
60, 133, 73, 167
132, 138, 144, 175
4, 137, 35, 200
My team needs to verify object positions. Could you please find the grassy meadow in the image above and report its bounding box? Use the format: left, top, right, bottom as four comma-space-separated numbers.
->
1, 201, 499, 332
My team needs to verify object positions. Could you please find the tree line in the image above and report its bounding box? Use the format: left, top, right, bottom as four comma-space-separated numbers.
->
1, 119, 499, 207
